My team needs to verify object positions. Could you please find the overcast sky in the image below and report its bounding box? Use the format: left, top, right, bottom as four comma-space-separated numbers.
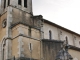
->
33, 0, 80, 34
0, 0, 80, 34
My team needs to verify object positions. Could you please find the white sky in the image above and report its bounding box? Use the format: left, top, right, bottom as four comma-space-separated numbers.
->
33, 0, 80, 34
0, 0, 80, 34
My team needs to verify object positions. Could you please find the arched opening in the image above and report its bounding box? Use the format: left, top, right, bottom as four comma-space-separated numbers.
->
65, 36, 68, 44
8, 0, 10, 6
28, 27, 31, 37
4, 0, 6, 8
24, 0, 27, 8
79, 41, 80, 45
18, 0, 21, 5
49, 30, 52, 40
2, 39, 6, 60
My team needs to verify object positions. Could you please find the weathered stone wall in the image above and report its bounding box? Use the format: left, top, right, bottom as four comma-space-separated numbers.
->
43, 23, 59, 40
0, 0, 32, 15
43, 23, 80, 47
0, 6, 42, 60
12, 37, 19, 58
11, 7, 42, 29
22, 38, 40, 60
12, 24, 41, 60
12, 7, 32, 26
69, 49, 80, 60
0, 12, 7, 42
10, 0, 32, 13
31, 28, 41, 40
42, 40, 63, 60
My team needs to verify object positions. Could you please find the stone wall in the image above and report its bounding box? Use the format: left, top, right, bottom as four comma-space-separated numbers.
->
11, 24, 41, 60
43, 23, 80, 47
0, 12, 7, 42
69, 49, 80, 60
0, 0, 32, 15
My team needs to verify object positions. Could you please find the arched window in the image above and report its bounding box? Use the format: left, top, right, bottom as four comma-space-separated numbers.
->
2, 40, 6, 60
65, 36, 68, 40
28, 27, 31, 37
8, 0, 10, 6
79, 41, 80, 45
4, 0, 6, 8
18, 0, 21, 5
49, 30, 52, 40
73, 36, 76, 46
65, 36, 68, 44
24, 0, 27, 7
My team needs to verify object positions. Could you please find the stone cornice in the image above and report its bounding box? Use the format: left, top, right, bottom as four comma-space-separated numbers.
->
69, 45, 80, 51
10, 22, 42, 31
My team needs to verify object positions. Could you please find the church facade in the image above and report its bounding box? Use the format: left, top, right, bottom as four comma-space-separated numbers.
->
0, 0, 80, 60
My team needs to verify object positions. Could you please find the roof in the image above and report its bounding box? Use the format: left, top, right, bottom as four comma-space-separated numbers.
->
43, 19, 80, 36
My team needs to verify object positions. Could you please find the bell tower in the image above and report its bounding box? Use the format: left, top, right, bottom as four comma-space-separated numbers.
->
0, 0, 43, 60
0, 0, 32, 15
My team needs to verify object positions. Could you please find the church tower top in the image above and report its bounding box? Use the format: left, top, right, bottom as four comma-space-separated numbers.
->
0, 0, 32, 15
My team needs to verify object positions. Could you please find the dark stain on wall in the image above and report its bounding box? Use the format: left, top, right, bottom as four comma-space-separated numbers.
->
42, 39, 63, 60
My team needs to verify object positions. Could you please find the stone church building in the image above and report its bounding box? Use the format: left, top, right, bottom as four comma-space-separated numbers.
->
0, 0, 80, 60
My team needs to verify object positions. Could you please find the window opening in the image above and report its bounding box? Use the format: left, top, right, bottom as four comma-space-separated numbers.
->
28, 27, 31, 37
18, 0, 21, 5
79, 41, 80, 45
49, 30, 52, 40
65, 36, 68, 44
4, 0, 6, 8
24, 0, 27, 7
3, 42, 6, 60
3, 49, 4, 60
8, 0, 10, 6
65, 36, 68, 40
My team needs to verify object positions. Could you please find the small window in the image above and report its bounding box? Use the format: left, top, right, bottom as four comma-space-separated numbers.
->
65, 36, 68, 44
18, 0, 21, 5
73, 37, 76, 46
24, 0, 27, 8
2, 19, 7, 28
8, 0, 10, 6
65, 36, 68, 40
3, 49, 4, 60
4, 0, 6, 8
79, 41, 80, 45
29, 43, 33, 51
49, 30, 52, 40
30, 43, 32, 50
3, 40, 6, 60
28, 27, 31, 37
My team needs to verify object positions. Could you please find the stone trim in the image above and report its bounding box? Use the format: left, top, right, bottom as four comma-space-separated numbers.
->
12, 34, 41, 41
11, 22, 41, 31
0, 11, 7, 17
17, 27, 24, 35
42, 39, 64, 43
0, 36, 7, 60
0, 42, 2, 60
17, 25, 24, 57
18, 36, 24, 57
44, 19, 80, 37
7, 57, 38, 60
6, 6, 13, 59
69, 45, 80, 51
12, 24, 29, 31
9, 5, 33, 15
0, 37, 12, 60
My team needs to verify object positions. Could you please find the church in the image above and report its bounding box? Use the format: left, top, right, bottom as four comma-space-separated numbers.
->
0, 0, 80, 60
